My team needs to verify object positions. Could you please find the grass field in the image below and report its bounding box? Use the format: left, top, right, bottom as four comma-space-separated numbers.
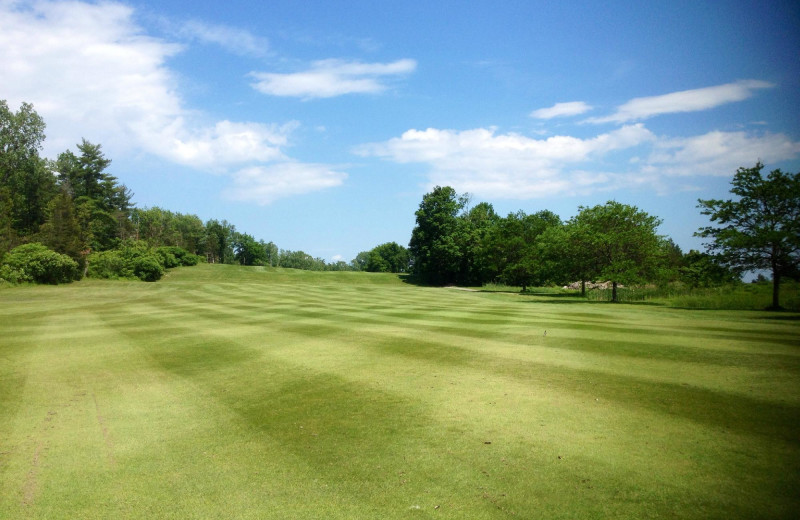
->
1, 263, 799, 519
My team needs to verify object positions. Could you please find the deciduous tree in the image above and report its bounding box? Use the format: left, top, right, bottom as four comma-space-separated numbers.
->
570, 201, 664, 302
697, 163, 800, 309
408, 186, 466, 285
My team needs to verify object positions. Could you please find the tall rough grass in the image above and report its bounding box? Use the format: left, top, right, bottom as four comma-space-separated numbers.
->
581, 281, 799, 311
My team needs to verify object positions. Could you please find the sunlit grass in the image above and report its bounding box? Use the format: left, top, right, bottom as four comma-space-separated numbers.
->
1, 263, 798, 519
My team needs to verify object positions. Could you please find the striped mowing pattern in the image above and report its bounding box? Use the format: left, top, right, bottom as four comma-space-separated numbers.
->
1, 263, 799, 519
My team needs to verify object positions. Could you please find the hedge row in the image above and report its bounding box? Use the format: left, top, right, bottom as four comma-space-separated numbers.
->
88, 242, 200, 282
0, 242, 200, 285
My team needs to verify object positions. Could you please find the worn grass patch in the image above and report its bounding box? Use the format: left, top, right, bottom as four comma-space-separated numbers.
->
1, 263, 799, 519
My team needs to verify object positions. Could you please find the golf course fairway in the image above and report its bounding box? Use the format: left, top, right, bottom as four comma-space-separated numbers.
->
1, 263, 798, 519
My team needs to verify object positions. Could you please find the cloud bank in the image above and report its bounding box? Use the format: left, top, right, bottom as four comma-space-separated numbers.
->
0, 0, 344, 203
359, 81, 799, 199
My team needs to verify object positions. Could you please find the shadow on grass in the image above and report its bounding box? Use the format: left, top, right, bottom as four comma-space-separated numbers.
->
368, 335, 800, 443
758, 314, 800, 321
518, 296, 666, 307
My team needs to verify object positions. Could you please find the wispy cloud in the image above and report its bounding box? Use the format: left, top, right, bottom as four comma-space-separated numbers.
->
530, 101, 592, 119
177, 19, 270, 57
588, 80, 774, 123
0, 0, 343, 203
250, 58, 417, 99
224, 162, 348, 205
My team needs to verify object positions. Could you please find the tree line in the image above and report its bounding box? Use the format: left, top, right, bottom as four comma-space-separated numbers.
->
2, 100, 798, 306
0, 100, 408, 282
405, 166, 798, 307
404, 186, 715, 301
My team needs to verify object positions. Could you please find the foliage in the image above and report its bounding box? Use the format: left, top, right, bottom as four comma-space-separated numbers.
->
205, 219, 236, 264
156, 246, 200, 267
278, 249, 328, 271
0, 100, 54, 241
678, 250, 740, 288
0, 242, 78, 284
132, 206, 206, 254
408, 186, 467, 285
132, 254, 165, 282
484, 209, 561, 291
697, 162, 800, 309
360, 241, 410, 273
568, 201, 664, 301
36, 184, 87, 271
264, 241, 279, 267
88, 240, 166, 282
54, 140, 133, 251
456, 201, 500, 285
233, 232, 268, 266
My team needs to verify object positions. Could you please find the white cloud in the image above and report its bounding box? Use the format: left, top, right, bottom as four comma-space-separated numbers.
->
250, 58, 417, 99
644, 130, 800, 177
588, 80, 774, 123
224, 163, 348, 205
0, 0, 182, 155
0, 0, 345, 203
358, 124, 800, 199
134, 119, 296, 170
177, 19, 270, 57
530, 101, 592, 119
357, 125, 654, 199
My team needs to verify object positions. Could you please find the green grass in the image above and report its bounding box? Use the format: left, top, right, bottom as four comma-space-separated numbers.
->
1, 263, 799, 519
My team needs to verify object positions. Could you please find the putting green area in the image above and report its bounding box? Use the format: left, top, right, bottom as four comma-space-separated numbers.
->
1, 264, 799, 519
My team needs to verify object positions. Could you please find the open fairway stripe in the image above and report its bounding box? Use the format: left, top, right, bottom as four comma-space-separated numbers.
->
2, 266, 799, 519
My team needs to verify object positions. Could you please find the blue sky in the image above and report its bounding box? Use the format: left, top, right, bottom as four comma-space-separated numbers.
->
2, 0, 799, 263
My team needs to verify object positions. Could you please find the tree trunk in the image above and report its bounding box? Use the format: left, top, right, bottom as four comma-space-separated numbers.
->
580, 280, 586, 297
612, 281, 618, 302
772, 271, 782, 310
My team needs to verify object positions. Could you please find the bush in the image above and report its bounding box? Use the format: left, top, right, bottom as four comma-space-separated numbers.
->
0, 243, 79, 284
133, 254, 164, 282
88, 240, 165, 282
155, 246, 200, 267
155, 249, 179, 269
87, 249, 134, 280
86, 242, 199, 283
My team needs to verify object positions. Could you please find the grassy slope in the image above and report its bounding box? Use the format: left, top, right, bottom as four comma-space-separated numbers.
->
1, 264, 798, 519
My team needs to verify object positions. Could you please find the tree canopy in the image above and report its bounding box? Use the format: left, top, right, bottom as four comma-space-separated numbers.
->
697, 162, 800, 309
567, 201, 664, 302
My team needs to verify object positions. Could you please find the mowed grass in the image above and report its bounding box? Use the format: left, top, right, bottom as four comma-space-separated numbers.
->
1, 264, 799, 519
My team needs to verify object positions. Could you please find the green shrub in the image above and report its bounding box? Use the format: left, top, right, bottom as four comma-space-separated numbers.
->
133, 254, 165, 282
86, 242, 200, 283
88, 241, 165, 282
155, 249, 180, 269
156, 246, 200, 266
0, 243, 79, 284
88, 249, 134, 280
